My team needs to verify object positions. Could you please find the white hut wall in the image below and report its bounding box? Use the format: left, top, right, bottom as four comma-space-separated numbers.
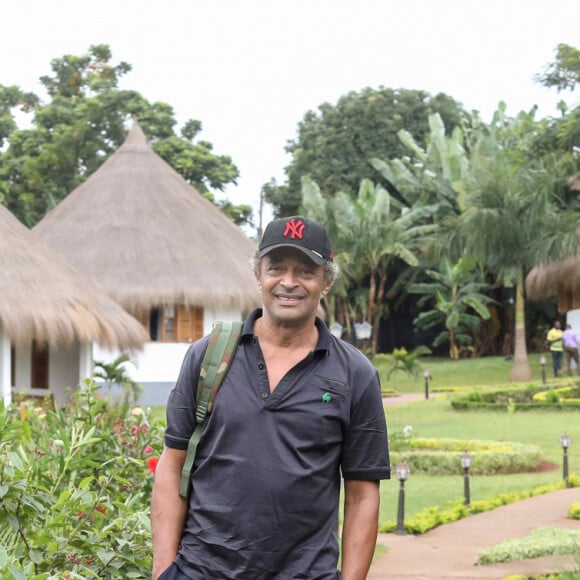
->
93, 305, 244, 406
0, 326, 11, 406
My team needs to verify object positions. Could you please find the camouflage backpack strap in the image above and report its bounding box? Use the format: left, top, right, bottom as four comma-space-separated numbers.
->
179, 320, 243, 498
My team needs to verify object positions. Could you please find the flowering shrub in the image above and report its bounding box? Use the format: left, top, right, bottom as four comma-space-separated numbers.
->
0, 380, 164, 578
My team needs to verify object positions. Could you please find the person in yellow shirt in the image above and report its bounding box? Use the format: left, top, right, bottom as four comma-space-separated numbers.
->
546, 320, 563, 377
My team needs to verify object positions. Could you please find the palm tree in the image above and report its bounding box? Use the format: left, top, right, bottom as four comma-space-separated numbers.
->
408, 258, 495, 359
93, 354, 140, 405
459, 106, 566, 380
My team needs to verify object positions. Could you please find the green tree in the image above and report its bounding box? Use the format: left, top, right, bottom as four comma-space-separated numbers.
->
266, 87, 465, 217
302, 176, 434, 355
459, 105, 574, 380
93, 353, 141, 406
408, 258, 495, 360
0, 45, 250, 226
536, 43, 580, 92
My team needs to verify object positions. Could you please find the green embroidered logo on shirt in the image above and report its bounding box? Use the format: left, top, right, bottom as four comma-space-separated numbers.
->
321, 392, 332, 403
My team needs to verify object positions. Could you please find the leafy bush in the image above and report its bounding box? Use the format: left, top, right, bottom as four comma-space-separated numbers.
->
379, 476, 580, 534
389, 437, 541, 475
569, 503, 580, 520
477, 527, 580, 564
0, 380, 163, 578
451, 381, 580, 411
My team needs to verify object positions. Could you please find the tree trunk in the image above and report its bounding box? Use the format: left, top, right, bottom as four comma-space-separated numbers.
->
509, 272, 533, 382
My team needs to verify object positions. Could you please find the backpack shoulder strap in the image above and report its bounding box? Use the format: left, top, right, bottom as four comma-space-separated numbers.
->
179, 320, 243, 498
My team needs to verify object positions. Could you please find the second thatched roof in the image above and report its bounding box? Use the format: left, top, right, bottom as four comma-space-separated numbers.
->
0, 204, 148, 348
34, 123, 260, 314
525, 257, 580, 311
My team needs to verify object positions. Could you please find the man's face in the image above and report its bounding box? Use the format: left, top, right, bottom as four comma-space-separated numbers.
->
555, 321, 561, 329
257, 247, 330, 327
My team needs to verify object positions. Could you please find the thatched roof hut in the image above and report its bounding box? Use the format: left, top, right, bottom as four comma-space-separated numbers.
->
525, 257, 580, 311
0, 204, 147, 348
33, 123, 259, 315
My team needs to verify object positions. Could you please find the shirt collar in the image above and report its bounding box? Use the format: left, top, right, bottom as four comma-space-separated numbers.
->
243, 308, 330, 353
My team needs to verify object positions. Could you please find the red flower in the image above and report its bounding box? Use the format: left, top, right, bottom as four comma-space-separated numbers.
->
147, 456, 159, 474
95, 506, 106, 514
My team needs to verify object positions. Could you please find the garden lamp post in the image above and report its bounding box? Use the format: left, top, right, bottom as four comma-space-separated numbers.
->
460, 451, 473, 506
540, 355, 547, 385
395, 461, 410, 535
560, 433, 571, 488
423, 369, 431, 400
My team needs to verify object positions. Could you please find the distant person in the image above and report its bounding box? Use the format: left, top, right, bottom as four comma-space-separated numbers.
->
546, 320, 564, 377
562, 323, 580, 377
151, 215, 391, 580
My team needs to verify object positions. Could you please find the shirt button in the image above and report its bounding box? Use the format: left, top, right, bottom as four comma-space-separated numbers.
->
258, 363, 265, 370
261, 392, 269, 399
251, 338, 257, 345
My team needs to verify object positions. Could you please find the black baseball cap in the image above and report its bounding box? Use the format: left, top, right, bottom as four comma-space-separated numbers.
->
258, 216, 334, 266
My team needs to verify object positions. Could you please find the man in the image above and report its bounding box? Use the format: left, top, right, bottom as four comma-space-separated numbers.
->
151, 216, 391, 580
546, 320, 564, 378
562, 323, 580, 377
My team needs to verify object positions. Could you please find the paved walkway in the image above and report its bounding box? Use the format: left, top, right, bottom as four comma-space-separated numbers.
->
368, 393, 580, 579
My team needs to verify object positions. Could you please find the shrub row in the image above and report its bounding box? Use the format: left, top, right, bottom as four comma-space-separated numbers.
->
451, 382, 580, 411
390, 438, 542, 475
379, 475, 580, 535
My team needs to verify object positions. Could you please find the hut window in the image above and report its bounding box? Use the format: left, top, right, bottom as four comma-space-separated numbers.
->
150, 306, 204, 342
162, 306, 176, 341
176, 306, 204, 342
31, 341, 49, 389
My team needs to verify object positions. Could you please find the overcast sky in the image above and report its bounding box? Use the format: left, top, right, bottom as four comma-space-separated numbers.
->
3, 0, 579, 228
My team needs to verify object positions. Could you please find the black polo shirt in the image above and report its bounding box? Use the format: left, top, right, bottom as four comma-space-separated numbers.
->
165, 309, 390, 579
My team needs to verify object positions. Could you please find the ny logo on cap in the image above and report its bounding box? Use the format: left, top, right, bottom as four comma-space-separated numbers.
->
283, 218, 305, 240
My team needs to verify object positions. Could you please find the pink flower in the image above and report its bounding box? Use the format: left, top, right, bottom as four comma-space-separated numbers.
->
143, 445, 155, 455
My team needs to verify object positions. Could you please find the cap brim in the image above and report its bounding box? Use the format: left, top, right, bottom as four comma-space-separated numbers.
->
258, 243, 327, 266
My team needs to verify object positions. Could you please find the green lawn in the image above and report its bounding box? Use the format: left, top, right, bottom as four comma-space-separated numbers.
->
149, 355, 580, 530
375, 354, 550, 393
380, 397, 580, 525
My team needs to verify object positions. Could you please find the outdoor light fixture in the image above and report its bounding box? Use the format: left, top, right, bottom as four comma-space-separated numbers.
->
395, 461, 410, 535
460, 451, 473, 506
540, 355, 547, 385
560, 432, 571, 488
423, 369, 431, 400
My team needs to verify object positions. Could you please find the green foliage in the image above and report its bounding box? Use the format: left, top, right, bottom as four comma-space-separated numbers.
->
265, 87, 465, 217
0, 44, 247, 227
451, 381, 580, 411
379, 477, 579, 535
408, 257, 495, 359
0, 380, 162, 577
569, 502, 580, 519
93, 353, 141, 406
390, 437, 541, 475
536, 43, 580, 92
477, 527, 580, 565
377, 346, 432, 384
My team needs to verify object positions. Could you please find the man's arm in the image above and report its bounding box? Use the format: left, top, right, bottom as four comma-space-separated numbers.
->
340, 479, 380, 580
151, 447, 189, 580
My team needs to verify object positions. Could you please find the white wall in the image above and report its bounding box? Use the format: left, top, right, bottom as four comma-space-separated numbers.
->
0, 326, 11, 406
93, 307, 244, 384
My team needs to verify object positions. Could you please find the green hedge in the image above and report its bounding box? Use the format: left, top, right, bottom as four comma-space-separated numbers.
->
380, 475, 580, 534
390, 438, 541, 475
451, 382, 580, 411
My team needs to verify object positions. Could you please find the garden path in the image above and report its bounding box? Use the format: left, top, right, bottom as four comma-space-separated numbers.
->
369, 393, 580, 579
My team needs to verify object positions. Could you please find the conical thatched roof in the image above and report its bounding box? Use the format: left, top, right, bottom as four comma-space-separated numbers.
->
525, 257, 580, 311
34, 123, 259, 314
0, 204, 148, 348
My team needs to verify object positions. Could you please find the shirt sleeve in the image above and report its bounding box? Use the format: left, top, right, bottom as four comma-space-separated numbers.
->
341, 366, 391, 481
164, 337, 209, 450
